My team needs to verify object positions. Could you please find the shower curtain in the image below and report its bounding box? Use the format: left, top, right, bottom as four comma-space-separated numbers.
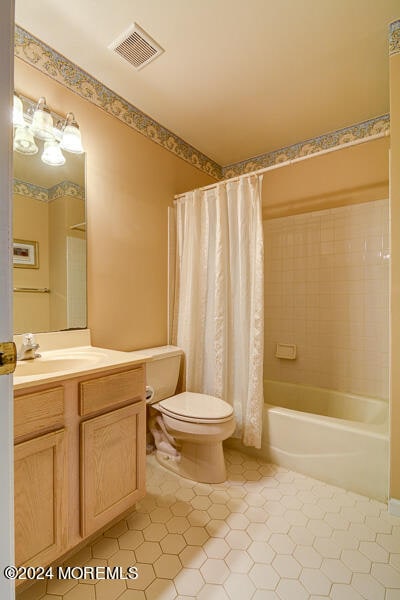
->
172, 175, 264, 448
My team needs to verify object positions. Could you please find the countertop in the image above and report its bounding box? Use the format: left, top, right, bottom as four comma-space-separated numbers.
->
13, 345, 153, 391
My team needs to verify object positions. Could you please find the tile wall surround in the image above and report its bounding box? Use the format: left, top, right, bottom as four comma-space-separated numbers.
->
264, 199, 389, 399
15, 25, 391, 180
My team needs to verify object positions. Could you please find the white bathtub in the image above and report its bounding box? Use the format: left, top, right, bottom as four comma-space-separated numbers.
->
264, 380, 389, 500
228, 380, 389, 501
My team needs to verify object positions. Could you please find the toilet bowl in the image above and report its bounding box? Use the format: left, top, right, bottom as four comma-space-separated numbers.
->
145, 347, 235, 483
154, 392, 236, 483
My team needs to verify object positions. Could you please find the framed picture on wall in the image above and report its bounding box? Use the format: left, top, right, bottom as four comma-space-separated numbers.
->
13, 239, 39, 269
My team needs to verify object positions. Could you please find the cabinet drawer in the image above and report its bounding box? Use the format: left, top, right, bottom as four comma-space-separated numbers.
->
79, 366, 144, 417
14, 387, 64, 440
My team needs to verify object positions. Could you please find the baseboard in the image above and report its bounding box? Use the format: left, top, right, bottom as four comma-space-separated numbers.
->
388, 498, 400, 517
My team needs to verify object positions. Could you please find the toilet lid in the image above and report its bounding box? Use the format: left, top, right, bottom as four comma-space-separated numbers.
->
158, 392, 233, 421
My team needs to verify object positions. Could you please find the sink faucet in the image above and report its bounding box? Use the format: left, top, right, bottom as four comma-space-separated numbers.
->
17, 333, 41, 361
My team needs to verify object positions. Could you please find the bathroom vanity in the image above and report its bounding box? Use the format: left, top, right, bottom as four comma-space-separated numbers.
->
13, 333, 151, 573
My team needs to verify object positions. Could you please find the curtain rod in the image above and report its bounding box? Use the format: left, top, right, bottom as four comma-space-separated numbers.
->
174, 131, 389, 200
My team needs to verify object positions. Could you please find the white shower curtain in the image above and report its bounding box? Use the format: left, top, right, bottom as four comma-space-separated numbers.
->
172, 175, 264, 448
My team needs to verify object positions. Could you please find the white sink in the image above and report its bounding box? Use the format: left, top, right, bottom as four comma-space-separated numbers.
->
13, 345, 152, 387
15, 354, 104, 376
14, 347, 110, 377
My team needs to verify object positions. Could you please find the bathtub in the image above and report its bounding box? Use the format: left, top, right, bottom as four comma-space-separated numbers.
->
228, 380, 389, 501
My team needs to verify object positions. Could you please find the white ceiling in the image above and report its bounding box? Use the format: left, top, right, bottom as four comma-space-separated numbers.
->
15, 0, 400, 166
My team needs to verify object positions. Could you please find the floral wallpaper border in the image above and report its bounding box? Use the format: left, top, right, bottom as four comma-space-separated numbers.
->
14, 178, 85, 202
13, 178, 48, 202
222, 115, 390, 178
389, 20, 400, 56
49, 181, 85, 201
15, 24, 394, 181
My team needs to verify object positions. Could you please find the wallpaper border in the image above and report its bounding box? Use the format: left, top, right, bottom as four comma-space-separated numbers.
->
14, 178, 85, 202
15, 24, 392, 181
389, 19, 400, 56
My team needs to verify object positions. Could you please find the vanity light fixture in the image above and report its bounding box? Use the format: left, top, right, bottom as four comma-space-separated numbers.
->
59, 113, 84, 154
41, 139, 66, 166
31, 97, 54, 141
12, 92, 85, 165
13, 93, 25, 127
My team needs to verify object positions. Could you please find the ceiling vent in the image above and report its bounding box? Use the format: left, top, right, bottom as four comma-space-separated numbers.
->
109, 23, 164, 70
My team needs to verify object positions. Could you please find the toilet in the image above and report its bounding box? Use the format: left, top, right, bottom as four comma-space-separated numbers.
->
145, 346, 236, 483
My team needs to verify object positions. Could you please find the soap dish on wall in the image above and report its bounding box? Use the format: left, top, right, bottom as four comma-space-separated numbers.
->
275, 343, 297, 360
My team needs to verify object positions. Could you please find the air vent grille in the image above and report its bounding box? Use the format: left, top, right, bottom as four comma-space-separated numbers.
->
109, 23, 164, 70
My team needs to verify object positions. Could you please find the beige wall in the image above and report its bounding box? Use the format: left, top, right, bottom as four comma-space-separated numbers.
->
14, 58, 215, 350
262, 137, 389, 218
390, 51, 400, 501
13, 193, 50, 333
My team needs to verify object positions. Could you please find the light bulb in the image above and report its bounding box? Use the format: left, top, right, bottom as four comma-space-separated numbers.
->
41, 139, 66, 166
13, 94, 25, 127
31, 97, 54, 141
13, 126, 38, 155
60, 114, 84, 153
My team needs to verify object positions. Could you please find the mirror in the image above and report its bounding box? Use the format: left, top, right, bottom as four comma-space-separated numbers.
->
13, 147, 86, 334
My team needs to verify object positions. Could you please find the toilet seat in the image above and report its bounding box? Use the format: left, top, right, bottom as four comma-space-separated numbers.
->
157, 392, 234, 424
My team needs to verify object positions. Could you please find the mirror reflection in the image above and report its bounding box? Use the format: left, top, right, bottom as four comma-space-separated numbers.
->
13, 147, 86, 334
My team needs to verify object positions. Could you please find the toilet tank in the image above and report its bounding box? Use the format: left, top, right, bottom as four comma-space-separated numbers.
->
145, 346, 183, 404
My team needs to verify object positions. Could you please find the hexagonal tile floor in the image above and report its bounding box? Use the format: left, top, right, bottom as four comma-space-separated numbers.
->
17, 450, 400, 600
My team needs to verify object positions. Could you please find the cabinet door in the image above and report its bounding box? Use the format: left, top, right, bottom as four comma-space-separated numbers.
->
80, 402, 146, 537
14, 429, 67, 567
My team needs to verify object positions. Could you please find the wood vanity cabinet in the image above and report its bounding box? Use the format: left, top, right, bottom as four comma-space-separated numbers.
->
14, 387, 67, 569
79, 368, 146, 536
13, 363, 146, 571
